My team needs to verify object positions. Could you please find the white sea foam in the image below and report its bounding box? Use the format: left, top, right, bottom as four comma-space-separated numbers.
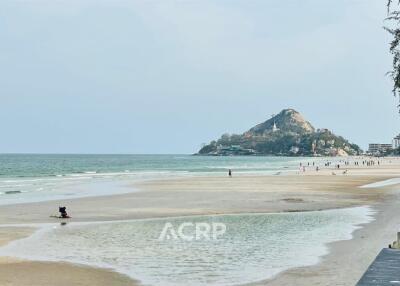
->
0, 171, 187, 205
0, 206, 374, 286
0, 156, 362, 205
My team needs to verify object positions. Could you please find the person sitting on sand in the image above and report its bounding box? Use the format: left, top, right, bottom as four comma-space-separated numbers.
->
59, 206, 70, 218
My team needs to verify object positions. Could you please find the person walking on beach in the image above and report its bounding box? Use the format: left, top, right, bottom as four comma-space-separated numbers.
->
228, 169, 232, 177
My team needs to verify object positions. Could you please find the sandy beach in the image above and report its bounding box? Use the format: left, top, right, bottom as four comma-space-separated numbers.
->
0, 161, 400, 286
2, 0, 398, 284
0, 227, 137, 286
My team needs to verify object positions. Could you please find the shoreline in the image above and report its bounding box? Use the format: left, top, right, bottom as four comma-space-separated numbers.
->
1, 157, 399, 207
0, 205, 375, 286
259, 196, 400, 286
0, 174, 391, 225
0, 227, 140, 286
0, 168, 399, 285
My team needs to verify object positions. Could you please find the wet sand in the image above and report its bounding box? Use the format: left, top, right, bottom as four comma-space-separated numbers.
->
0, 162, 399, 286
254, 184, 400, 286
0, 260, 137, 286
0, 227, 137, 286
0, 173, 392, 225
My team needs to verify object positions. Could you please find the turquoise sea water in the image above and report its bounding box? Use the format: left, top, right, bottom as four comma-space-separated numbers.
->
0, 155, 374, 286
0, 154, 329, 205
0, 154, 317, 178
0, 207, 374, 286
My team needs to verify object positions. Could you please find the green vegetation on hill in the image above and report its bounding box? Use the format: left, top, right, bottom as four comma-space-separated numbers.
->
198, 109, 362, 156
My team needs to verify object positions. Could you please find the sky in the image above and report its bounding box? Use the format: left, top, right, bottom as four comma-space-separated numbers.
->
0, 0, 399, 154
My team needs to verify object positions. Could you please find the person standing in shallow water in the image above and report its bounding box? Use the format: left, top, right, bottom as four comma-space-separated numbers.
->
228, 169, 232, 177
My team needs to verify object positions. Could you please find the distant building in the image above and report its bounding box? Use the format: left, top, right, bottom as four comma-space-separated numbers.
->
368, 143, 392, 155
272, 121, 279, 132
393, 134, 400, 149
216, 145, 256, 156
317, 128, 329, 133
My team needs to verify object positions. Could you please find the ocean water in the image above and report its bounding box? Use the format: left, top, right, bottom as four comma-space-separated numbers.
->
0, 154, 332, 205
0, 155, 374, 285
0, 206, 374, 286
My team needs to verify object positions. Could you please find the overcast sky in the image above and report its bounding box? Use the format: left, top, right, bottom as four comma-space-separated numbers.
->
0, 0, 398, 154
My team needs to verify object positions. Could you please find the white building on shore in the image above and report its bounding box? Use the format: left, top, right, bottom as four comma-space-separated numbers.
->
368, 134, 400, 154
368, 143, 392, 155
393, 134, 400, 149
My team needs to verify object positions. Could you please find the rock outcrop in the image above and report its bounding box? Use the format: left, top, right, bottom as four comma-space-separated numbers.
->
198, 109, 362, 156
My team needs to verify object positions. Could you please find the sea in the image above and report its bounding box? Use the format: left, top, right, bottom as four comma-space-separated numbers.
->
0, 154, 334, 205
0, 154, 373, 285
0, 207, 374, 286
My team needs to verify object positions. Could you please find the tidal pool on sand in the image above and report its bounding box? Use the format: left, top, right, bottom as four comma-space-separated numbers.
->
0, 206, 374, 286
